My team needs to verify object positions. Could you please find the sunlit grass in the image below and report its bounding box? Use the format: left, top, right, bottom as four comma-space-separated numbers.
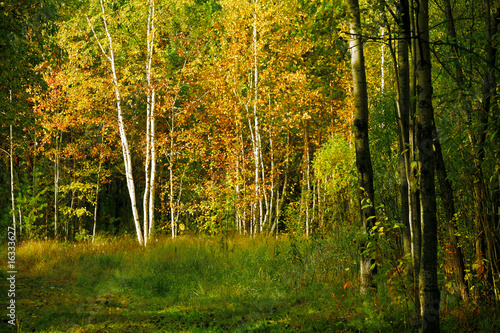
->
3, 231, 498, 332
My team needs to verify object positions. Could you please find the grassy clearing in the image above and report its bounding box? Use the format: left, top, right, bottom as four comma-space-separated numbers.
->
1, 232, 499, 332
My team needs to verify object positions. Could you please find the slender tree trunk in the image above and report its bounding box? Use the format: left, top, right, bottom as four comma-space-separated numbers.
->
169, 110, 176, 239
304, 121, 311, 236
54, 131, 61, 238
238, 131, 246, 233
268, 124, 275, 231
69, 183, 75, 241
10, 124, 16, 232
409, 0, 422, 317
393, 0, 412, 257
271, 133, 290, 236
415, 0, 440, 330
347, 0, 377, 294
381, 28, 385, 97
92, 166, 101, 242
92, 129, 104, 243
143, 0, 156, 246
148, 91, 156, 238
253, 0, 263, 234
236, 153, 242, 233
86, 0, 143, 245
234, 116, 242, 233
143, 104, 151, 243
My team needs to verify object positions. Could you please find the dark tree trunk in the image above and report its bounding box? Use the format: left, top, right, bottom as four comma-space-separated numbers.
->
395, 0, 412, 257
409, 0, 422, 318
347, 0, 377, 294
415, 0, 440, 331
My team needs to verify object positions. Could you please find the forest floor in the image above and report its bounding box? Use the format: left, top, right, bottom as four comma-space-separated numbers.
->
1, 233, 499, 332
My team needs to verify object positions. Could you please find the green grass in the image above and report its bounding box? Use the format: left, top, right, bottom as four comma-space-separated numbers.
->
1, 233, 499, 332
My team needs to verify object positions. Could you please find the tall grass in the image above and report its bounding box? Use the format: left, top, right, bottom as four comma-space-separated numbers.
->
6, 230, 499, 332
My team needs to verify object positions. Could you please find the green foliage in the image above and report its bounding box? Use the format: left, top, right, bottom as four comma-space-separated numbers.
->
360, 205, 414, 306
16, 166, 50, 239
313, 134, 356, 226
314, 135, 355, 191
75, 228, 91, 242
282, 200, 304, 234
0, 0, 60, 143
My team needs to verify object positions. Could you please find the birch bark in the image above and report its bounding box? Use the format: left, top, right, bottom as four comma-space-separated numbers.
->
9, 91, 16, 236
252, 0, 263, 234
143, 0, 156, 246
54, 132, 61, 238
86, 0, 143, 245
10, 124, 16, 232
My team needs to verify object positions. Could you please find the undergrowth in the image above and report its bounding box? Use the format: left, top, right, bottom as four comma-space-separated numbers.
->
1, 232, 499, 332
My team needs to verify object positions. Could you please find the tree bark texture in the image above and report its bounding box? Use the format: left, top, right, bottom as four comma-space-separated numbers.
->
347, 0, 377, 294
395, 0, 412, 257
415, 0, 440, 331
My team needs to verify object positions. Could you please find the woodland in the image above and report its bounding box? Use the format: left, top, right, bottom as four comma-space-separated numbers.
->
1, 0, 500, 332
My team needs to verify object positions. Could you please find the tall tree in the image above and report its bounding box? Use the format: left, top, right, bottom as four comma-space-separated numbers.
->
394, 0, 412, 259
86, 0, 159, 245
415, 0, 440, 330
347, 0, 377, 294
142, 0, 156, 245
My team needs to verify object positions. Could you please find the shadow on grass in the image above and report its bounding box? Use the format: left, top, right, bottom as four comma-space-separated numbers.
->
18, 290, 342, 333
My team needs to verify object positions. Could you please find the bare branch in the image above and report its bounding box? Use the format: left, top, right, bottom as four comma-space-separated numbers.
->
85, 14, 111, 62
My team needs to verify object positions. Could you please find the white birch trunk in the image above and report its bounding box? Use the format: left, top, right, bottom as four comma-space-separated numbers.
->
240, 132, 246, 234
235, 154, 241, 233
87, 0, 143, 245
169, 110, 176, 239
148, 89, 156, 238
143, 0, 156, 246
54, 132, 61, 237
269, 127, 275, 231
170, 156, 175, 239
252, 0, 263, 234
143, 98, 151, 244
18, 207, 22, 237
8, 91, 17, 237
10, 124, 16, 230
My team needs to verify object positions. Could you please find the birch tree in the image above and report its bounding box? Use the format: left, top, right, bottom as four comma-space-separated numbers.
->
142, 0, 156, 245
86, 0, 157, 246
247, 0, 264, 235
9, 124, 16, 232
